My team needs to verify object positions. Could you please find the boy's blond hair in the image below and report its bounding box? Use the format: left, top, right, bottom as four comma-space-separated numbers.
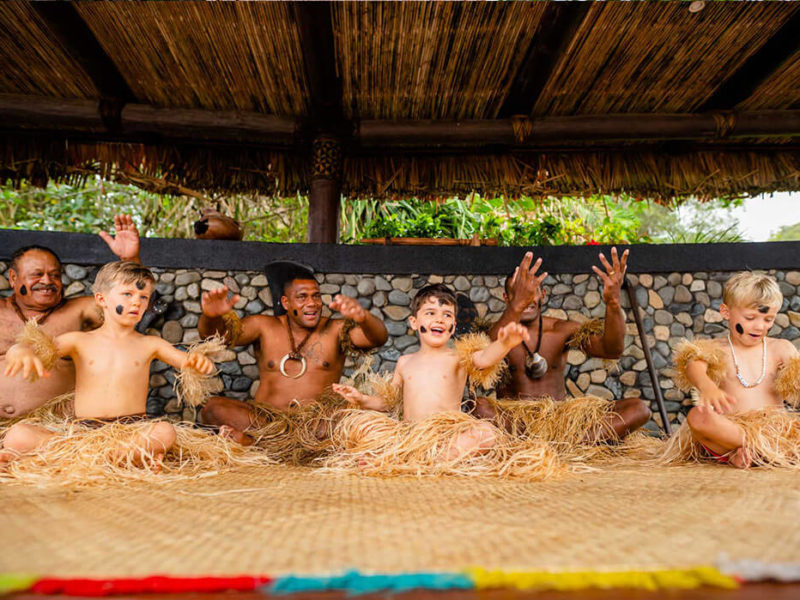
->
92, 261, 155, 294
722, 271, 782, 310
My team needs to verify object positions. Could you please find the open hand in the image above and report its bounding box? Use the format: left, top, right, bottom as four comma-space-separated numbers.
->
330, 294, 367, 323
99, 214, 141, 262
508, 252, 548, 313
497, 322, 530, 349
185, 352, 215, 375
201, 286, 240, 318
3, 347, 48, 382
332, 383, 367, 406
592, 247, 628, 304
699, 387, 736, 414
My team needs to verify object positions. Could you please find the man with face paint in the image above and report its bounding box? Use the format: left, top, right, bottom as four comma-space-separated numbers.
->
479, 248, 651, 442
197, 265, 388, 443
0, 214, 141, 419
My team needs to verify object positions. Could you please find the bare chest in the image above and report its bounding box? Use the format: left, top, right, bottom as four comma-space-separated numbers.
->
0, 306, 84, 356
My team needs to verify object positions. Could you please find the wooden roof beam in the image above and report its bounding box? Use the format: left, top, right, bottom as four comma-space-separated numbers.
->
498, 3, 591, 118
292, 1, 347, 134
700, 8, 800, 111
3, 95, 800, 149
30, 1, 135, 130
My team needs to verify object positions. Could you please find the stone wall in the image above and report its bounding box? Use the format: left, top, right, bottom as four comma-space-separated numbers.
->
2, 260, 799, 431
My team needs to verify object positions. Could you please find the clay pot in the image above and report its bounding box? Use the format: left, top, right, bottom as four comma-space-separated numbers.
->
194, 208, 243, 241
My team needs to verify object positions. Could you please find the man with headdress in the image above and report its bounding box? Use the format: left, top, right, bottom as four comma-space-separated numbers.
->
479, 249, 650, 445
197, 261, 389, 444
0, 215, 141, 420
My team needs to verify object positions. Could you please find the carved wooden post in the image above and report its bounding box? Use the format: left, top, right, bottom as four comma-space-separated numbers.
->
308, 134, 342, 244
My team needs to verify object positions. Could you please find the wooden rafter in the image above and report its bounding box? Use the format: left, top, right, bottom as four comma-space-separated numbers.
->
29, 1, 135, 131
700, 7, 800, 111
498, 3, 590, 118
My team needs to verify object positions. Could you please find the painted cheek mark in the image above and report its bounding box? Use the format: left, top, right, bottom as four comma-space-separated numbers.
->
19, 285, 27, 296
293, 309, 298, 316
419, 325, 428, 333
449, 324, 454, 333
135, 280, 146, 290
116, 305, 124, 315
735, 323, 744, 335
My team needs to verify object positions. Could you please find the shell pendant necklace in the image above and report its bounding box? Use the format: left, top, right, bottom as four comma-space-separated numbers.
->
727, 334, 767, 388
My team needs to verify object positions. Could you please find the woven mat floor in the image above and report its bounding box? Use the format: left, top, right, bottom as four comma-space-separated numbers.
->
2, 464, 799, 578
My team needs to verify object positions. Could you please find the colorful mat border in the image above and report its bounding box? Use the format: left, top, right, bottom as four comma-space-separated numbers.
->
0, 567, 742, 596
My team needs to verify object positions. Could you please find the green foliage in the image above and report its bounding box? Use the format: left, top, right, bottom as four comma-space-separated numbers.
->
341, 194, 652, 246
637, 198, 746, 244
769, 221, 800, 242
0, 179, 308, 243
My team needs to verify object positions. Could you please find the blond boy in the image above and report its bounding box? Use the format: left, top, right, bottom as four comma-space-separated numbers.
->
1, 261, 213, 468
334, 283, 529, 459
674, 272, 800, 468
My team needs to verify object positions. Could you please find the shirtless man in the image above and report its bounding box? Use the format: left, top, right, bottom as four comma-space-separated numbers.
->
485, 248, 651, 440
0, 215, 141, 419
197, 267, 389, 440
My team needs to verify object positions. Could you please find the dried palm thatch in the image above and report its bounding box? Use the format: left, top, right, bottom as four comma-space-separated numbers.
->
340, 149, 800, 202
322, 409, 562, 481
454, 332, 507, 393
488, 395, 624, 463
672, 338, 728, 392
75, 2, 308, 116
736, 48, 800, 111
567, 319, 604, 353
1, 420, 273, 488
0, 3, 95, 99
775, 356, 800, 409
247, 403, 299, 464
659, 409, 800, 469
15, 319, 60, 375
533, 2, 798, 116
332, 2, 545, 120
174, 336, 227, 408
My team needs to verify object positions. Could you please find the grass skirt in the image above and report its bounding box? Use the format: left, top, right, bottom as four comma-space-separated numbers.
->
1, 415, 273, 487
659, 409, 800, 468
321, 409, 562, 480
486, 395, 626, 462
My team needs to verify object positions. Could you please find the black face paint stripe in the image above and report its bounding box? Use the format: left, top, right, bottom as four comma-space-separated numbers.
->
116, 305, 124, 315
419, 325, 428, 333
135, 280, 146, 290
19, 285, 27, 296
293, 309, 298, 316
758, 305, 770, 314
449, 324, 454, 333
735, 323, 744, 335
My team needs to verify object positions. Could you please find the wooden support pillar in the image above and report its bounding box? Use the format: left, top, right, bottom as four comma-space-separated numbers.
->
307, 134, 342, 244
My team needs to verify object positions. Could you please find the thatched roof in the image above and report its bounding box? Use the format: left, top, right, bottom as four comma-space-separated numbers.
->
1, 1, 799, 200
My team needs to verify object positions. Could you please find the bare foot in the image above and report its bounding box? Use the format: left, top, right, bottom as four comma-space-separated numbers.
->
219, 425, 251, 445
729, 446, 752, 469
149, 452, 164, 473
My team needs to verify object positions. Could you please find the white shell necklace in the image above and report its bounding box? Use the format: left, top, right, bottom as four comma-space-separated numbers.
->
727, 334, 767, 388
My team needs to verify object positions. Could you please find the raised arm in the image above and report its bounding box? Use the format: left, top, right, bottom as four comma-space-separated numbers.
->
582, 247, 628, 359
198, 286, 261, 347
99, 213, 141, 264
330, 294, 388, 348
473, 322, 529, 370
489, 252, 547, 338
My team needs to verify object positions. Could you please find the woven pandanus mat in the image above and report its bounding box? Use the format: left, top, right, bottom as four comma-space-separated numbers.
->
2, 464, 799, 578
